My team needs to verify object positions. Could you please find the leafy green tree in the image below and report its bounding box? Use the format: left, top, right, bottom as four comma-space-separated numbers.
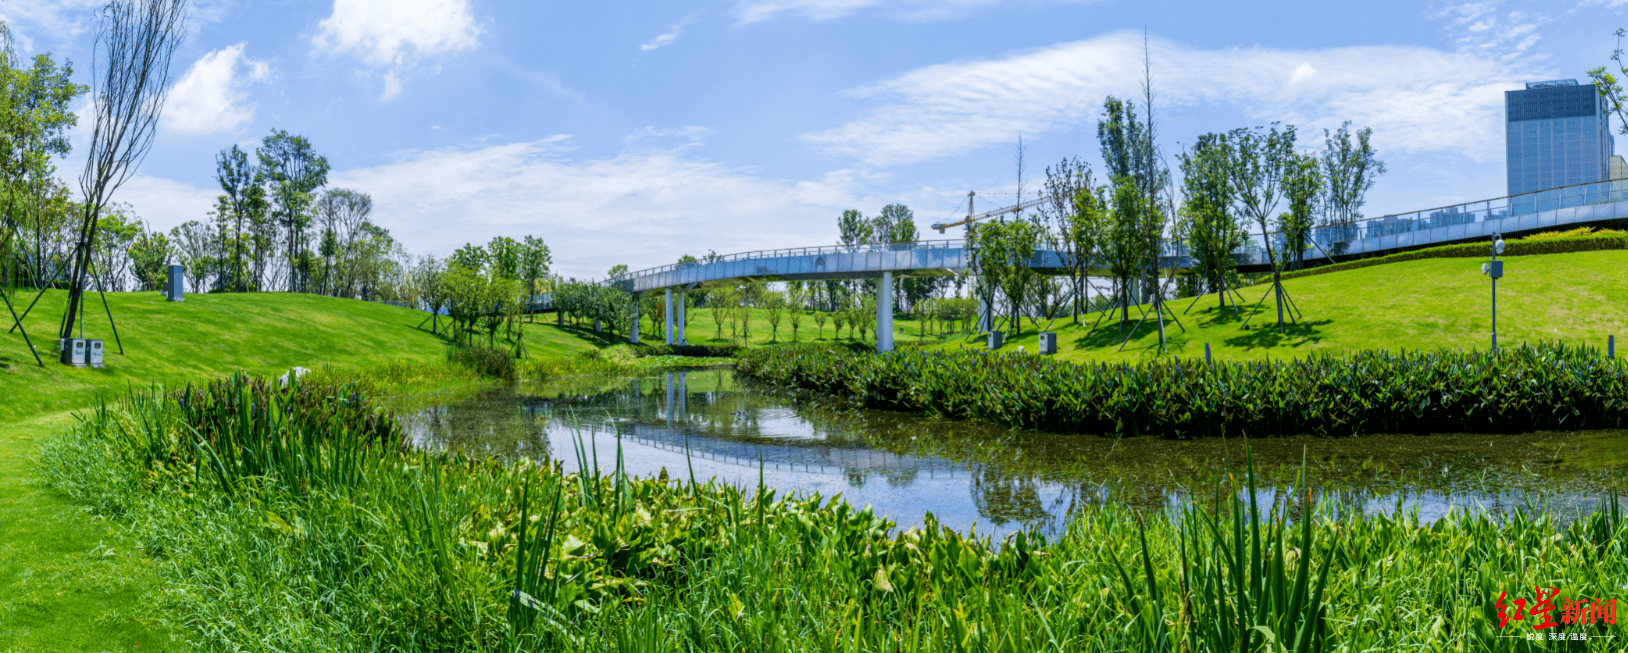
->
1279, 152, 1323, 270
450, 243, 487, 272
763, 289, 785, 342
1319, 122, 1386, 254
1039, 156, 1105, 320
487, 236, 521, 280
786, 281, 805, 342
1178, 134, 1242, 308
128, 225, 171, 291
0, 33, 85, 291
1104, 178, 1155, 324
257, 130, 330, 292
170, 220, 213, 292
837, 209, 872, 247
90, 206, 140, 292
968, 218, 1041, 335
1225, 123, 1298, 330
215, 145, 258, 291
520, 235, 551, 297
1098, 96, 1171, 325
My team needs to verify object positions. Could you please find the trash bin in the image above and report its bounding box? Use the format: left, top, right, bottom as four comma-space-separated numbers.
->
988, 330, 1004, 351
60, 338, 87, 367
167, 265, 185, 302
1038, 332, 1057, 355
88, 339, 104, 368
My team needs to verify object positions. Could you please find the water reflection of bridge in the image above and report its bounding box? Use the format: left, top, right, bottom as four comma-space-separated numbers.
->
562, 369, 965, 482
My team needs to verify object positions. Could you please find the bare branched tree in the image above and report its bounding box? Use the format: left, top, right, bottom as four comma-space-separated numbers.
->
60, 0, 188, 342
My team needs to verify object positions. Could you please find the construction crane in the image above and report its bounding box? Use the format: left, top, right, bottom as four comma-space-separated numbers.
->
931, 191, 1048, 234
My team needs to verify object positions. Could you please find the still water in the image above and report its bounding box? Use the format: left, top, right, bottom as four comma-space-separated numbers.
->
398, 368, 1628, 539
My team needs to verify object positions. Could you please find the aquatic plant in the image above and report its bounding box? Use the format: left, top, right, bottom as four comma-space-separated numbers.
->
737, 341, 1628, 437
34, 374, 1628, 651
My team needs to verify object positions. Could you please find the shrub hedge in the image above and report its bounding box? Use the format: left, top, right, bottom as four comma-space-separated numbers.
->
737, 342, 1628, 437
630, 342, 742, 358
1270, 231, 1628, 284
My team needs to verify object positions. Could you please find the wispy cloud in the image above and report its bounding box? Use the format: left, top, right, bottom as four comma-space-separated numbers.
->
734, 0, 1082, 25
117, 138, 867, 278
804, 31, 1549, 167
0, 0, 103, 50
162, 43, 274, 135
311, 0, 482, 100
1432, 1, 1547, 62
641, 24, 684, 50
624, 126, 712, 152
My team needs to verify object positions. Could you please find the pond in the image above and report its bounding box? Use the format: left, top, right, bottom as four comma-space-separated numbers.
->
397, 367, 1628, 539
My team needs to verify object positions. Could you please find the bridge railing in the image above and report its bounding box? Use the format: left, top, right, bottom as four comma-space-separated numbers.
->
606, 178, 1627, 287
607, 239, 972, 285
1238, 178, 1628, 261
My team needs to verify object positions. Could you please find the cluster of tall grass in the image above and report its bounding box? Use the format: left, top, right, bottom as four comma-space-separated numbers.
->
738, 342, 1628, 437
34, 373, 1628, 650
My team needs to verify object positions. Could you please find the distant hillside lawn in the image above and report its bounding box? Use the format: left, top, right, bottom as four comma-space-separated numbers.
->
0, 290, 601, 422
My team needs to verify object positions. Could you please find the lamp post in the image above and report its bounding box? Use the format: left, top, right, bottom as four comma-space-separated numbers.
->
1481, 233, 1505, 353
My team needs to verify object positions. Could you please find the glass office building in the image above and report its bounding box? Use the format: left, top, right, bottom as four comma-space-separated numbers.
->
1506, 79, 1613, 198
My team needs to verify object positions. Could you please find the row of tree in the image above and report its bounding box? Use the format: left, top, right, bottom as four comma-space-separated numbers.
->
964, 95, 1384, 342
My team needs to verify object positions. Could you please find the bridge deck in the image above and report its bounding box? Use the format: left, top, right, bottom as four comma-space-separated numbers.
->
608, 180, 1628, 294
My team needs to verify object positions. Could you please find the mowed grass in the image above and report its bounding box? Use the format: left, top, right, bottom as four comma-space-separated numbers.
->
622, 250, 1628, 363
0, 290, 600, 421
954, 250, 1628, 363
0, 290, 603, 651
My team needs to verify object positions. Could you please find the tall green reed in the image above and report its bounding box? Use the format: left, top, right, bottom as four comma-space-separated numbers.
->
32, 372, 1628, 651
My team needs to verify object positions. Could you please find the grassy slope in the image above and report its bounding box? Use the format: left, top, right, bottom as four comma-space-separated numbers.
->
0, 291, 602, 651
0, 290, 599, 421
627, 250, 1628, 363
899, 250, 1627, 363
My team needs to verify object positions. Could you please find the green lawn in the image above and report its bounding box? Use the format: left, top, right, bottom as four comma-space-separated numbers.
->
619, 250, 1628, 364
1, 249, 1625, 649
0, 290, 600, 422
0, 290, 602, 650
991, 249, 1628, 363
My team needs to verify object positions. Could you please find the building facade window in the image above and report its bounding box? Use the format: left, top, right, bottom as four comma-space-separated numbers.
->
1506, 79, 1613, 200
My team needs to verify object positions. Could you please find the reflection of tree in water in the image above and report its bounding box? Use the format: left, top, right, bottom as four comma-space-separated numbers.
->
971, 467, 1051, 527
845, 469, 867, 488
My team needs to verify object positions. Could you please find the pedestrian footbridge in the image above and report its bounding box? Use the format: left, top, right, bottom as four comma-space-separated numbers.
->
599, 180, 1627, 351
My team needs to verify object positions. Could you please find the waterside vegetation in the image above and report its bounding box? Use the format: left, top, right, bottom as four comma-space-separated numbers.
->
33, 374, 1628, 651
737, 341, 1628, 438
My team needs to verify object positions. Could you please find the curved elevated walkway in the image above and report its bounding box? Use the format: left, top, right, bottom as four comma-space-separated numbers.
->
589, 179, 1628, 350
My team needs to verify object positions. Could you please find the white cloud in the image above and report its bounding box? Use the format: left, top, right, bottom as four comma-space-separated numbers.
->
110, 175, 224, 233
0, 0, 103, 49
312, 0, 481, 100
624, 126, 712, 153
162, 44, 273, 135
314, 139, 859, 278
641, 25, 684, 50
735, 0, 1082, 24
804, 31, 1549, 167
1432, 1, 1547, 61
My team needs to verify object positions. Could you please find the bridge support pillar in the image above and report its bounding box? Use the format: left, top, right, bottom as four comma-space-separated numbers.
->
629, 292, 641, 344
664, 288, 674, 345
876, 271, 894, 352
677, 286, 689, 345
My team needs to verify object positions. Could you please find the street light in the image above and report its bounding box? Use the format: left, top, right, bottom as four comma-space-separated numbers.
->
1481, 233, 1505, 353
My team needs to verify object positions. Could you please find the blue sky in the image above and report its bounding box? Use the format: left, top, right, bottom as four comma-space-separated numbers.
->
2, 0, 1624, 279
